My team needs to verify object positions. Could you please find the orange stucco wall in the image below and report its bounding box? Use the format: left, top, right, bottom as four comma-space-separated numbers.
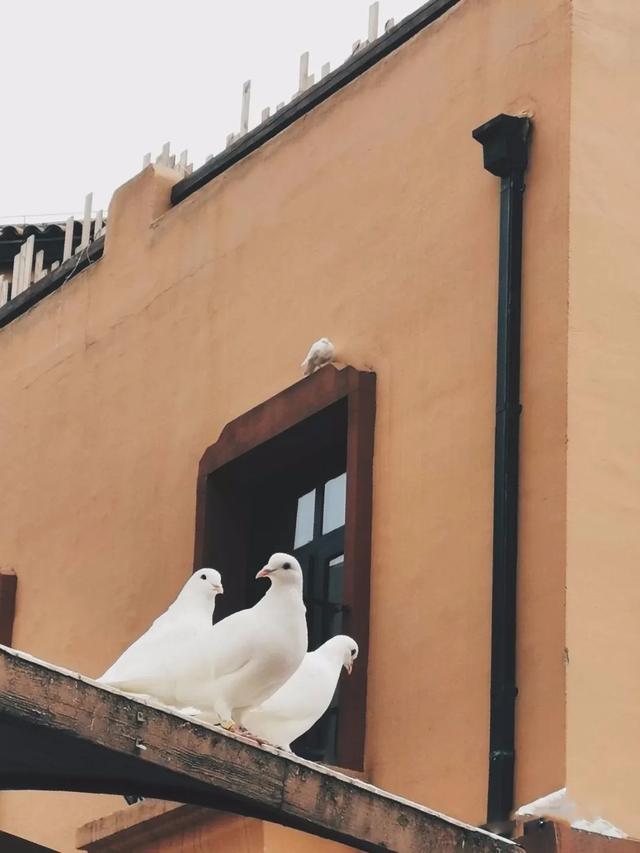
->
0, 0, 572, 849
566, 0, 640, 838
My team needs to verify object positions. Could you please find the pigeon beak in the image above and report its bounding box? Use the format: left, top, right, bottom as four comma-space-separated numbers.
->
346, 661, 353, 675
256, 566, 272, 580
212, 583, 223, 594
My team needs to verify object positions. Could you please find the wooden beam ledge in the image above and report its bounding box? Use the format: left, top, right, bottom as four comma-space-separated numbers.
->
0, 646, 522, 853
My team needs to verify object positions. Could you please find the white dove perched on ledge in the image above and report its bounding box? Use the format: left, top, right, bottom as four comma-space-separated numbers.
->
184, 553, 308, 729
301, 337, 336, 376
237, 635, 358, 751
97, 568, 223, 703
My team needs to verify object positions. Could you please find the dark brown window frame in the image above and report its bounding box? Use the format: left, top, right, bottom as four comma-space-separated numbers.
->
193, 365, 376, 770
0, 570, 17, 647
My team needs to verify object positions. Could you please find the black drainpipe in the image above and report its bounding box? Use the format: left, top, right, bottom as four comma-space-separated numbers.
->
471, 114, 531, 830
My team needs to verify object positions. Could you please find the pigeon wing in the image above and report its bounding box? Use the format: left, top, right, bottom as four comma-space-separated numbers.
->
98, 615, 203, 697
205, 608, 259, 677
239, 652, 337, 747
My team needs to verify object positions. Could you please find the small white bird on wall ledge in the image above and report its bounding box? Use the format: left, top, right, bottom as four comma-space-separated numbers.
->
301, 337, 336, 376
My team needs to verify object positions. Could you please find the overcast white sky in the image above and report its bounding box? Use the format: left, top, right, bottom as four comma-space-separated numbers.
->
1, 0, 421, 223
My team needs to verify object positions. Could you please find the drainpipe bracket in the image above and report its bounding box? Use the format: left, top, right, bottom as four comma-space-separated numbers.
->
472, 114, 531, 178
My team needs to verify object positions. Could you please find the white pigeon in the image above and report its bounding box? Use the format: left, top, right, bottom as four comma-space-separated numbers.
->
97, 568, 223, 704
237, 635, 358, 750
301, 337, 336, 376
183, 553, 308, 728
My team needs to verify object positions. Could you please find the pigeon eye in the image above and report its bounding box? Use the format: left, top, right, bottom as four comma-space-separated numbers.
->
351, 649, 357, 657
200, 574, 207, 580
282, 562, 291, 570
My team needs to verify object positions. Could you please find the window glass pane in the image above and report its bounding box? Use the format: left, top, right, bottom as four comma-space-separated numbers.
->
313, 561, 325, 601
322, 473, 346, 534
294, 489, 316, 548
300, 555, 313, 603
325, 708, 339, 765
312, 603, 324, 650
330, 608, 343, 637
328, 554, 344, 604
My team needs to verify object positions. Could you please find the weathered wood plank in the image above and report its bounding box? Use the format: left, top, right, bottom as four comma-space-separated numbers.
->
0, 647, 521, 852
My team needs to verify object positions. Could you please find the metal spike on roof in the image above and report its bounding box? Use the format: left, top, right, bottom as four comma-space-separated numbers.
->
34, 250, 45, 282
240, 80, 251, 135
368, 2, 380, 42
94, 210, 104, 240
78, 193, 92, 252
156, 142, 171, 167
63, 217, 74, 261
298, 52, 314, 93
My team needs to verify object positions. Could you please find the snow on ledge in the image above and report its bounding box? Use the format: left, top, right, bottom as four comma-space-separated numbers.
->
515, 788, 629, 839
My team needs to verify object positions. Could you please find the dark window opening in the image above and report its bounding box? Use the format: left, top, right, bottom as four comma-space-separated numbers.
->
0, 571, 17, 648
291, 472, 346, 763
194, 366, 375, 769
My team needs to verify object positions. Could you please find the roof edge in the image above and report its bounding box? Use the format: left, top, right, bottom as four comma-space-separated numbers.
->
0, 236, 104, 331
170, 0, 462, 206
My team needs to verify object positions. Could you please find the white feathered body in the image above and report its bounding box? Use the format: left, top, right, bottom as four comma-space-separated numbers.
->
97, 569, 222, 707
186, 583, 307, 721
98, 609, 208, 704
238, 636, 349, 750
301, 338, 335, 376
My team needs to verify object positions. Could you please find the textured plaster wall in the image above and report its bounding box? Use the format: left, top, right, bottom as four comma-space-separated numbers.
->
566, 0, 640, 838
0, 0, 571, 848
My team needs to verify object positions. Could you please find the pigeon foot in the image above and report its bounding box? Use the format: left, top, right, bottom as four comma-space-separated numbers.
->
237, 727, 278, 748
216, 721, 273, 746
